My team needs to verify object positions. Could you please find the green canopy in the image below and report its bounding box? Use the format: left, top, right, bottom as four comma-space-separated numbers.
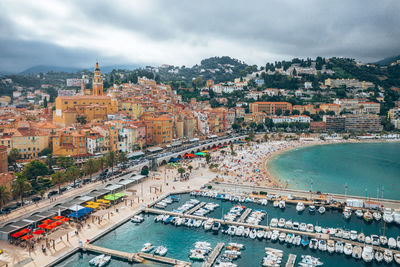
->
103, 193, 126, 201
195, 152, 206, 156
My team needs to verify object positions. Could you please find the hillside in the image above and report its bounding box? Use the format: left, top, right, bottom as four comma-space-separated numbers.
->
374, 54, 400, 65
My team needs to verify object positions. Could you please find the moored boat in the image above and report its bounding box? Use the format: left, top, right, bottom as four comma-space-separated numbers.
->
363, 211, 373, 222
352, 245, 362, 259
361, 246, 373, 263
375, 251, 383, 262
318, 206, 325, 214
296, 202, 305, 212
384, 249, 393, 263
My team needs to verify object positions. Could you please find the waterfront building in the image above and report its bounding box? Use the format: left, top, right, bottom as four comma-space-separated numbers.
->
324, 116, 346, 132
344, 114, 382, 132
143, 115, 173, 145
310, 121, 326, 132
388, 108, 400, 129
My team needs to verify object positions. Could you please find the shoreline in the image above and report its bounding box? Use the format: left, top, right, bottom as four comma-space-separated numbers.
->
262, 138, 400, 189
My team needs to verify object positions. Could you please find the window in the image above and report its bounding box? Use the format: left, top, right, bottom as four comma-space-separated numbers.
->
64, 101, 68, 104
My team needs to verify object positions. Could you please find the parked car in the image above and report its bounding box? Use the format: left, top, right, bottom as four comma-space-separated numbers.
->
48, 190, 58, 198
32, 196, 42, 202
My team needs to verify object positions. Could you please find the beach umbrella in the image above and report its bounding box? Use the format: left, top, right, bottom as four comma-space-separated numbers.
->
52, 216, 63, 220
20, 234, 34, 240
32, 229, 45, 235
42, 219, 53, 224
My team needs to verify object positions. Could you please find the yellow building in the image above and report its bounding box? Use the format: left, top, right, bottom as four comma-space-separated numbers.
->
53, 129, 87, 156
10, 126, 49, 159
120, 101, 143, 119
320, 103, 341, 115
144, 115, 173, 145
53, 63, 117, 126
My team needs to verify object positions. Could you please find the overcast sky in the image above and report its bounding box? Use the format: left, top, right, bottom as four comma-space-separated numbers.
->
1, 0, 399, 72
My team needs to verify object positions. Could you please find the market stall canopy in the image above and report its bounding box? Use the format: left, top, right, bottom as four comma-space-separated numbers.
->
11, 220, 32, 229
32, 229, 45, 235
37, 211, 57, 218
105, 184, 123, 192
130, 175, 145, 182
68, 205, 85, 212
42, 219, 53, 224
68, 207, 94, 218
169, 157, 180, 162
103, 193, 125, 201
60, 217, 69, 222
20, 234, 33, 240
24, 214, 47, 224
77, 196, 94, 202
52, 216, 63, 220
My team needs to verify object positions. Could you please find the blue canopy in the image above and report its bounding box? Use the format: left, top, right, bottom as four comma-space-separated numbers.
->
68, 207, 94, 218
169, 157, 180, 162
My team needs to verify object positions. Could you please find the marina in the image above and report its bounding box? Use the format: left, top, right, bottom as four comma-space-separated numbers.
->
202, 242, 224, 267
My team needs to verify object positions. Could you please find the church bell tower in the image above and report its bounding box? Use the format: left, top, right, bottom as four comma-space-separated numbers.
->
92, 62, 103, 96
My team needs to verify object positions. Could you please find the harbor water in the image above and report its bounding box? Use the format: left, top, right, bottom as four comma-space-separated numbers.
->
55, 193, 400, 267
268, 142, 400, 200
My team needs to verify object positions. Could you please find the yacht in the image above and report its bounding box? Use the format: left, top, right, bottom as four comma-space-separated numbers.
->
235, 226, 244, 236
203, 219, 213, 231
344, 243, 353, 256
227, 226, 236, 235
154, 246, 168, 256
131, 215, 144, 223
350, 230, 358, 240
309, 205, 316, 212
256, 229, 265, 239
394, 253, 400, 265
384, 249, 393, 263
271, 230, 279, 241
249, 228, 257, 239
285, 220, 293, 229
342, 230, 350, 240
315, 225, 322, 233
388, 237, 397, 248
309, 238, 318, 250
273, 200, 279, 208
327, 240, 335, 254
383, 208, 394, 223
278, 232, 286, 242
363, 211, 373, 222
318, 240, 327, 251
371, 235, 380, 246
97, 255, 111, 267
335, 228, 343, 238
343, 207, 352, 219
264, 230, 271, 239
306, 224, 314, 233
301, 236, 309, 247
335, 241, 344, 254
299, 223, 307, 232
379, 235, 388, 246
293, 235, 301, 246
357, 233, 365, 243
393, 209, 400, 224
299, 255, 323, 267
278, 200, 285, 209
278, 218, 286, 228
362, 246, 374, 263
270, 218, 278, 227
373, 211, 382, 221
212, 222, 221, 233
89, 254, 105, 266
141, 243, 154, 252
296, 202, 305, 212
355, 209, 363, 218
318, 206, 325, 214
292, 222, 299, 230
352, 245, 362, 259
375, 251, 383, 262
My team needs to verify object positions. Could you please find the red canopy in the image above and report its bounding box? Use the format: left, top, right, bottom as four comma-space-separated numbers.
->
45, 225, 55, 230
11, 232, 23, 238
21, 234, 34, 240
52, 216, 63, 220
38, 224, 48, 229
32, 229, 45, 235
60, 217, 69, 222
42, 219, 53, 224
54, 221, 62, 226
11, 228, 30, 238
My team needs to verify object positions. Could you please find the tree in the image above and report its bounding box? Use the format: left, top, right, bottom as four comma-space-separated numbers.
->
141, 168, 149, 176
76, 116, 87, 124
22, 160, 49, 190
45, 154, 56, 169
275, 108, 283, 116
65, 166, 82, 187
205, 154, 211, 165
284, 110, 291, 116
38, 147, 52, 157
83, 159, 98, 179
248, 131, 255, 141
0, 185, 11, 210
43, 97, 48, 108
106, 151, 116, 173
8, 148, 20, 169
11, 173, 32, 203
292, 110, 300, 115
57, 156, 74, 169
230, 143, 234, 155
51, 172, 65, 192
263, 133, 269, 142
188, 165, 193, 173
117, 152, 128, 164
192, 76, 204, 89
97, 157, 106, 171
177, 167, 186, 179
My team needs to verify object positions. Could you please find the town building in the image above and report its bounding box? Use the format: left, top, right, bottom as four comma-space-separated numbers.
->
344, 114, 382, 132
324, 116, 346, 132
249, 102, 292, 114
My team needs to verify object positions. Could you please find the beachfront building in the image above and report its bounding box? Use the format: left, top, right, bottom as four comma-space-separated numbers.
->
324, 116, 346, 132
344, 114, 382, 132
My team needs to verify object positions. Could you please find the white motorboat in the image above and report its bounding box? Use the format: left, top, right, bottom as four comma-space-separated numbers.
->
299, 223, 307, 232
318, 240, 327, 251
309, 205, 316, 212
335, 228, 343, 238
212, 222, 221, 232
141, 243, 154, 252
397, 236, 400, 248
154, 246, 168, 256
379, 235, 388, 246
363, 211, 373, 222
131, 215, 144, 223
235, 226, 244, 236
256, 229, 265, 239
292, 222, 299, 230
393, 209, 400, 224
384, 249, 393, 263
335, 241, 344, 254
342, 230, 350, 240
357, 233, 365, 243
352, 245, 362, 259
299, 255, 323, 267
373, 211, 382, 221
362, 246, 374, 263
278, 232, 286, 242
344, 243, 353, 256
285, 233, 294, 244
394, 253, 400, 265
388, 237, 397, 248
271, 230, 279, 241
318, 206, 325, 214
285, 220, 293, 229
243, 227, 250, 237
273, 200, 279, 208
278, 200, 285, 209
375, 251, 383, 262
371, 235, 380, 246
270, 218, 278, 227
343, 207, 352, 219
264, 230, 272, 239
383, 208, 394, 223
293, 235, 301, 246
296, 202, 305, 212
306, 224, 314, 233
327, 240, 335, 253
315, 225, 322, 233
228, 243, 244, 250
355, 209, 363, 217
203, 219, 213, 230
309, 238, 318, 250
350, 230, 357, 240
97, 255, 111, 267
365, 236, 371, 244
89, 254, 104, 266
277, 218, 285, 228
249, 228, 257, 239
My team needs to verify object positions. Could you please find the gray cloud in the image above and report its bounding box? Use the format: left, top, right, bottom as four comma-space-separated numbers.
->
1, 0, 399, 72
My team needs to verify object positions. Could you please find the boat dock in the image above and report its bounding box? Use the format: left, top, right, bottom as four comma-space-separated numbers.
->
185, 202, 206, 215
138, 252, 191, 266
82, 244, 191, 266
145, 207, 400, 255
202, 242, 224, 267
82, 244, 143, 263
237, 208, 252, 223
285, 254, 296, 267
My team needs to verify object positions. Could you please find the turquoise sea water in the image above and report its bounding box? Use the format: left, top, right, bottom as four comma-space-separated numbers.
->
56, 193, 399, 267
268, 142, 400, 200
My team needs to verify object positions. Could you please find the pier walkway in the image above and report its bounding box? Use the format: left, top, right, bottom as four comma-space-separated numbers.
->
202, 242, 224, 267
83, 244, 191, 266
237, 208, 252, 223
285, 254, 296, 267
185, 202, 206, 215
145, 207, 400, 255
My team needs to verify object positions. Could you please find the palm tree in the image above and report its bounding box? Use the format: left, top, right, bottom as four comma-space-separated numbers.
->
97, 157, 106, 171
205, 154, 211, 165
65, 166, 82, 187
177, 167, 186, 180
11, 173, 32, 203
0, 185, 11, 211
263, 133, 269, 142
84, 159, 98, 179
188, 165, 193, 173
106, 151, 116, 173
